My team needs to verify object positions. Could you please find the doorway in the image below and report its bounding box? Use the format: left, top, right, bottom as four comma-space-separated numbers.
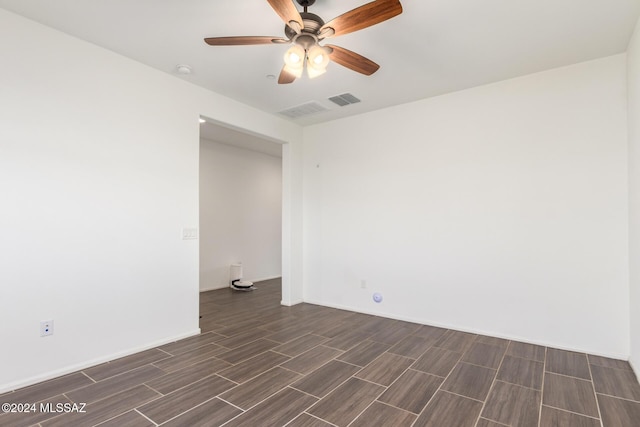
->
198, 120, 284, 324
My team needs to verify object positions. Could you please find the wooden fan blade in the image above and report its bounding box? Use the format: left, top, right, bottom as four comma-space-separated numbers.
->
326, 44, 380, 75
278, 66, 297, 84
267, 0, 304, 32
320, 0, 402, 38
204, 36, 287, 46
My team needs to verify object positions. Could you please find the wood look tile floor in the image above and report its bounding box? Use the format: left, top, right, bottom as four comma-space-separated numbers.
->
2, 278, 640, 427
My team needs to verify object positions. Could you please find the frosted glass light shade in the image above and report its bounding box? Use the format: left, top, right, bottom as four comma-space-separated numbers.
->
307, 45, 330, 69
284, 45, 305, 67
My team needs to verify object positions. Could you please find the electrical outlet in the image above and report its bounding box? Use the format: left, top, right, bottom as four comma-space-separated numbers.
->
40, 320, 54, 337
360, 280, 367, 289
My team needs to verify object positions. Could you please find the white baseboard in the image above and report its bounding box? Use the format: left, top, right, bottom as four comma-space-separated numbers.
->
200, 284, 228, 292
0, 328, 201, 394
302, 298, 630, 361
251, 275, 282, 283
281, 299, 304, 307
200, 276, 282, 293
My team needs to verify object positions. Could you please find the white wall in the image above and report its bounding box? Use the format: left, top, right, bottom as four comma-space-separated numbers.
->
0, 9, 301, 392
303, 55, 630, 358
628, 16, 640, 373
282, 138, 305, 306
200, 139, 282, 291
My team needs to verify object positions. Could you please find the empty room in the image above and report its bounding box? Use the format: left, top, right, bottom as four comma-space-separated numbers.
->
1, 0, 640, 426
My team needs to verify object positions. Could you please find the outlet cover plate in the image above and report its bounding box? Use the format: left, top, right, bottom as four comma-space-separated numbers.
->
40, 320, 54, 337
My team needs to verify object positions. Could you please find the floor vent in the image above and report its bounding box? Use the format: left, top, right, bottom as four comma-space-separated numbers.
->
329, 93, 361, 107
278, 101, 328, 119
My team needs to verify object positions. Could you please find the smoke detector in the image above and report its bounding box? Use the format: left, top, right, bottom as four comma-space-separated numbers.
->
176, 64, 193, 75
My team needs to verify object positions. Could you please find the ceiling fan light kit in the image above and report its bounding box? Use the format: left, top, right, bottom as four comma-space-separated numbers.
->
204, 0, 403, 84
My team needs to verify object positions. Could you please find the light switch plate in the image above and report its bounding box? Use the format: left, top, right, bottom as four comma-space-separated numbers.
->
182, 227, 198, 240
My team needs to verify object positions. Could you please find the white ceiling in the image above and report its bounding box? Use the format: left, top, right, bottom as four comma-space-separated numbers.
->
1, 0, 639, 127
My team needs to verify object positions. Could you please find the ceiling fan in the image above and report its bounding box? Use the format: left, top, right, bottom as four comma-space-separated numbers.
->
204, 0, 403, 84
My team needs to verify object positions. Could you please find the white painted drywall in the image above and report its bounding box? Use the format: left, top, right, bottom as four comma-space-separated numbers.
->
199, 139, 282, 291
628, 16, 640, 374
0, 9, 301, 392
303, 55, 630, 358
282, 139, 305, 306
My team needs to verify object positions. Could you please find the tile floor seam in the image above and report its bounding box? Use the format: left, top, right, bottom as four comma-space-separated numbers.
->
310, 333, 329, 339
290, 360, 366, 402
595, 392, 640, 404
439, 389, 485, 403
505, 341, 545, 363
301, 412, 340, 427
145, 394, 222, 426
386, 348, 421, 360
322, 340, 365, 352
503, 352, 541, 363
80, 372, 97, 384
225, 384, 316, 423
216, 395, 246, 413
408, 344, 474, 424
218, 404, 245, 427
472, 340, 507, 427
145, 371, 231, 397
216, 336, 267, 351
537, 346, 547, 427
271, 348, 308, 358
92, 362, 160, 383
404, 367, 446, 379
82, 370, 101, 382
478, 417, 510, 427
159, 344, 213, 357
456, 360, 501, 372
281, 346, 346, 375
540, 404, 602, 420
543, 370, 598, 382
288, 385, 322, 400
492, 378, 542, 392
275, 364, 308, 377
376, 392, 425, 416
90, 401, 150, 427
151, 355, 226, 376
372, 353, 422, 392
586, 360, 606, 427
156, 348, 173, 357
348, 375, 390, 389
134, 408, 158, 426
65, 376, 157, 406
286, 386, 324, 421
335, 359, 366, 369
374, 397, 420, 416
342, 379, 392, 427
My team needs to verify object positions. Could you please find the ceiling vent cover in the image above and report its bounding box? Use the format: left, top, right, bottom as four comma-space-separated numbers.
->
329, 93, 361, 107
278, 101, 328, 119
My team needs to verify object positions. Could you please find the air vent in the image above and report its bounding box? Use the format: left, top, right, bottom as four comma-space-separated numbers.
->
278, 101, 329, 119
329, 93, 361, 107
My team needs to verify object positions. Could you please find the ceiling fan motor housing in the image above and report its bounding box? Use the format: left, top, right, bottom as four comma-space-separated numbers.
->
285, 12, 324, 39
